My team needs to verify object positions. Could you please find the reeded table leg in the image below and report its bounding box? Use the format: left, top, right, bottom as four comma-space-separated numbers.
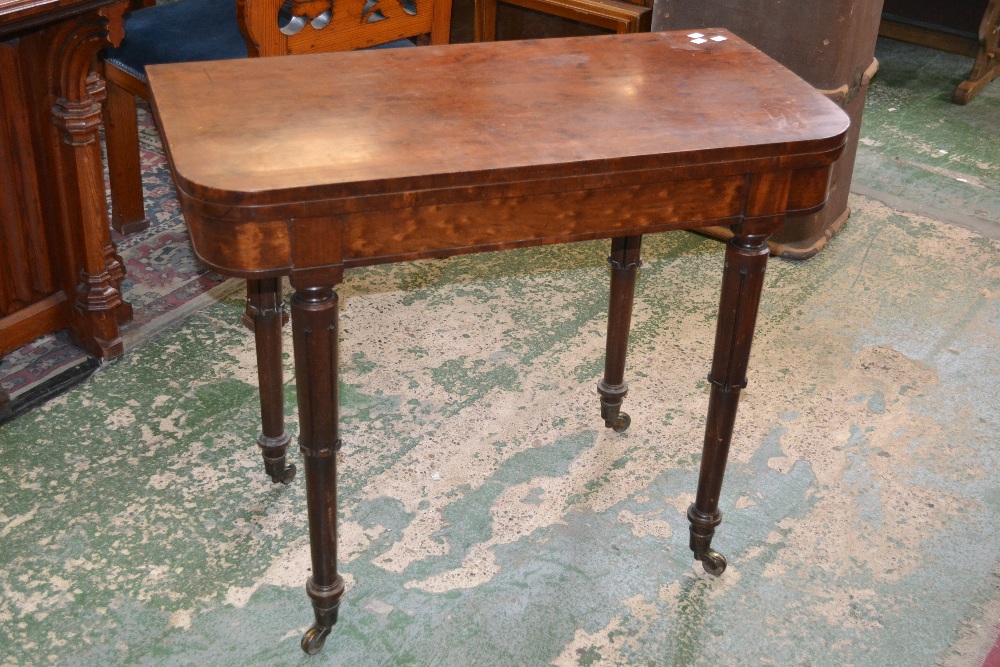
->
597, 235, 642, 433
246, 278, 295, 484
291, 286, 345, 655
688, 232, 770, 575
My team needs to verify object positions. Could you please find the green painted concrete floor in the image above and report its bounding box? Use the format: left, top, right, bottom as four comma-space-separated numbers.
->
1, 38, 999, 667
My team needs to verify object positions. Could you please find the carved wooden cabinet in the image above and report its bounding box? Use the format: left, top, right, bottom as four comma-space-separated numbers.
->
0, 0, 132, 413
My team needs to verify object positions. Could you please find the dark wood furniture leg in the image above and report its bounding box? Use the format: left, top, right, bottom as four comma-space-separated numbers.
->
291, 285, 345, 655
687, 231, 770, 575
246, 278, 295, 484
955, 0, 1000, 104
101, 78, 149, 234
597, 235, 642, 433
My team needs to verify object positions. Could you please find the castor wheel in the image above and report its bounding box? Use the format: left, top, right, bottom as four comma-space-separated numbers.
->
270, 463, 296, 485
301, 624, 331, 655
697, 550, 727, 575
610, 412, 631, 433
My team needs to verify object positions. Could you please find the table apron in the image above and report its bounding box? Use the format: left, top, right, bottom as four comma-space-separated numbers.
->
339, 174, 744, 263
185, 167, 830, 282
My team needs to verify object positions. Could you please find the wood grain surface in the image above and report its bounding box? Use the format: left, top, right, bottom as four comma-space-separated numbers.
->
149, 31, 849, 206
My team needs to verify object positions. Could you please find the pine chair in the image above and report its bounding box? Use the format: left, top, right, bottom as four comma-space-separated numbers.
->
102, 0, 451, 484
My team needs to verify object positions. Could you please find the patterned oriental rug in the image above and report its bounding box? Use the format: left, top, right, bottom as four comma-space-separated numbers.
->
0, 103, 239, 422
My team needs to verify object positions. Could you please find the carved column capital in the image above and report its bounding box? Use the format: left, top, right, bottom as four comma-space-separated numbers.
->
47, 3, 126, 146
51, 96, 102, 146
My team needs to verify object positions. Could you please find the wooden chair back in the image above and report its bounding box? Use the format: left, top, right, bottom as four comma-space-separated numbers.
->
102, 0, 452, 233
239, 0, 452, 57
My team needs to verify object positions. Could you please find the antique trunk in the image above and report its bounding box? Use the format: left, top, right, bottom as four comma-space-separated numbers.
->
651, 0, 885, 258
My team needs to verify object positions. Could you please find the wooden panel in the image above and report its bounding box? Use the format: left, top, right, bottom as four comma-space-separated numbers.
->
0, 293, 71, 356
0, 0, 130, 362
175, 162, 840, 277
0, 41, 56, 320
340, 175, 745, 264
787, 165, 835, 215
0, 0, 111, 35
482, 0, 650, 40
882, 0, 988, 35
185, 213, 292, 278
879, 18, 980, 58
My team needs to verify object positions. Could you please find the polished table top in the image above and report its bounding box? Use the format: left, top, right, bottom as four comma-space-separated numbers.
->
147, 30, 849, 280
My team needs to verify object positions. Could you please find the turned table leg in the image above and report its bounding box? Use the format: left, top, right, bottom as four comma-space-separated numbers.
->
688, 232, 770, 575
246, 278, 295, 484
597, 235, 642, 433
291, 286, 345, 655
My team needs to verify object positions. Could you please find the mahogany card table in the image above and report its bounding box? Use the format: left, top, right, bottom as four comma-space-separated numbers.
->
147, 30, 848, 654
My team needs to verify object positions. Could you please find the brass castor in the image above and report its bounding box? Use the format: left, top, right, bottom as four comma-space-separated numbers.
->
696, 549, 727, 576
270, 463, 296, 485
609, 412, 631, 433
301, 624, 331, 655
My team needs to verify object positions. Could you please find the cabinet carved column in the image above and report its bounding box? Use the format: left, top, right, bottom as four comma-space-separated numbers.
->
0, 0, 131, 414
